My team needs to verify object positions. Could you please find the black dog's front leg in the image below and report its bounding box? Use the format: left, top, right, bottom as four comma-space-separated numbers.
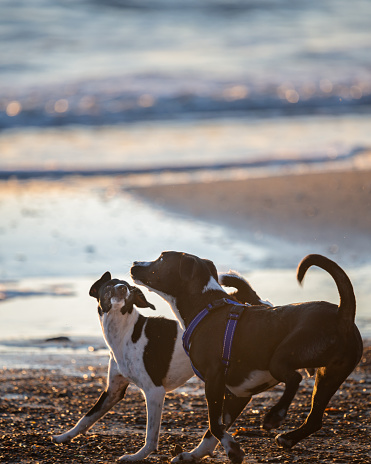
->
171, 390, 251, 463
205, 373, 245, 464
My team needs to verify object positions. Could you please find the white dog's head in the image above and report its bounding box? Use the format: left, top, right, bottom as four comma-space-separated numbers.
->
89, 272, 156, 316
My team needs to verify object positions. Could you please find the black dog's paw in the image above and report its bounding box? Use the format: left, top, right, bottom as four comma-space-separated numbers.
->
275, 432, 296, 449
263, 409, 286, 430
170, 444, 183, 457
227, 442, 245, 464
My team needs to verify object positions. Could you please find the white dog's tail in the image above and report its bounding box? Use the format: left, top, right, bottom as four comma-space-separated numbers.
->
219, 271, 271, 306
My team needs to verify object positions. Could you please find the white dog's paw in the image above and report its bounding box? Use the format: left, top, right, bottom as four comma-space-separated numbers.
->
118, 454, 147, 462
118, 455, 144, 462
52, 434, 70, 444
170, 440, 216, 463
171, 452, 199, 463
118, 446, 155, 462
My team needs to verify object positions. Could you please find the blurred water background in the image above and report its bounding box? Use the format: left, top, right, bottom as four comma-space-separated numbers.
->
1, 0, 371, 173
0, 0, 371, 359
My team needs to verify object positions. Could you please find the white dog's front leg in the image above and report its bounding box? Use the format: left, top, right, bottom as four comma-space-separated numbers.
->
53, 358, 128, 444
118, 386, 166, 461
171, 430, 218, 463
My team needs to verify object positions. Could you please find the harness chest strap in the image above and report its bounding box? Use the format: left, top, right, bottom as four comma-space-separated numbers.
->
182, 298, 248, 381
221, 305, 245, 370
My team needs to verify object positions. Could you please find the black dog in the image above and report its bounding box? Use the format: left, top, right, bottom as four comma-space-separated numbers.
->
131, 252, 363, 463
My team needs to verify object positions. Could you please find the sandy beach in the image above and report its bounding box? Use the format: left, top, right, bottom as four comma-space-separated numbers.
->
1, 346, 370, 463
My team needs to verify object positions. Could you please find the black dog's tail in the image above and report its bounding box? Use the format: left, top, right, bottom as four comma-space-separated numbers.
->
219, 271, 264, 306
297, 254, 356, 325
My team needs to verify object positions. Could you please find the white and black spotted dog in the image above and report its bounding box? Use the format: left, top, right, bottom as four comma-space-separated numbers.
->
52, 272, 193, 460
52, 270, 271, 461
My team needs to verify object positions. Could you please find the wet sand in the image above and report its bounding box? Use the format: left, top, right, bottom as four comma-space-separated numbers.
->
0, 345, 370, 463
130, 167, 371, 263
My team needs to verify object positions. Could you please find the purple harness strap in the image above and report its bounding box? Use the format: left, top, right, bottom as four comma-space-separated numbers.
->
182, 298, 248, 381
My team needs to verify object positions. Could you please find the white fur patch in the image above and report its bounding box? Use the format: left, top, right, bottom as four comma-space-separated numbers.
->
202, 276, 223, 293
227, 370, 277, 397
156, 290, 186, 329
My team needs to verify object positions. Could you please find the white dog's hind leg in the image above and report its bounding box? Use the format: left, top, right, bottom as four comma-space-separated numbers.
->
53, 358, 128, 444
118, 386, 166, 461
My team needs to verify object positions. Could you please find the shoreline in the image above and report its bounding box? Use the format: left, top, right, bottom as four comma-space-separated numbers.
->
0, 166, 371, 345
0, 146, 367, 181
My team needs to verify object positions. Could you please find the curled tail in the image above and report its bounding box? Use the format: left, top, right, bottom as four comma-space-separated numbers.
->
297, 254, 356, 325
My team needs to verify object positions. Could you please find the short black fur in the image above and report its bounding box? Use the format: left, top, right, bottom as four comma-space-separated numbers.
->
131, 314, 146, 343
143, 318, 178, 387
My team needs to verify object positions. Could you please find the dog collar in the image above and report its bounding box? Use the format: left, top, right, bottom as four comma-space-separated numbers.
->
182, 298, 249, 381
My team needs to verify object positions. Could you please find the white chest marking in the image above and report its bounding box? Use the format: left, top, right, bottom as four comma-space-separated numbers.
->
137, 282, 186, 329
227, 370, 277, 397
159, 292, 186, 329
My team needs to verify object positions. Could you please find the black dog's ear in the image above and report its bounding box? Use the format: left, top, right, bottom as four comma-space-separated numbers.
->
179, 254, 197, 281
130, 287, 156, 310
89, 271, 112, 299
204, 259, 218, 280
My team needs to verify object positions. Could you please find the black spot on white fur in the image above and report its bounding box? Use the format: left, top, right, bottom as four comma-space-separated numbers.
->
144, 318, 178, 387
86, 391, 108, 417
132, 314, 146, 343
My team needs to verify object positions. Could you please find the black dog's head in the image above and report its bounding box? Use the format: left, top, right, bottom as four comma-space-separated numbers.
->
130, 251, 221, 299
89, 272, 156, 316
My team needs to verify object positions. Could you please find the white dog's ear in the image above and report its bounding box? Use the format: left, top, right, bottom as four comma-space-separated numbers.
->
130, 287, 156, 310
179, 254, 197, 281
89, 271, 112, 299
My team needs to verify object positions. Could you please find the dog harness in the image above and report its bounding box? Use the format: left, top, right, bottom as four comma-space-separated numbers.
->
182, 298, 249, 381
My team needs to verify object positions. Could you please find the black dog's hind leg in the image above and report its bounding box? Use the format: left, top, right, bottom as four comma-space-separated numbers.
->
263, 371, 302, 430
276, 359, 356, 448
263, 343, 303, 430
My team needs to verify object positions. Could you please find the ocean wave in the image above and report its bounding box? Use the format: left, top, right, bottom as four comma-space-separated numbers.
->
0, 282, 75, 302
1, 75, 370, 130
44, 0, 318, 13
